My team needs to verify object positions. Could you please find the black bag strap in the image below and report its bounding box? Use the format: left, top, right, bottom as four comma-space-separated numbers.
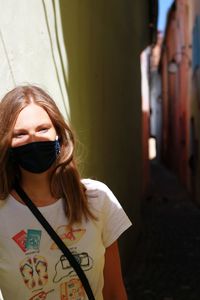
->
14, 182, 95, 300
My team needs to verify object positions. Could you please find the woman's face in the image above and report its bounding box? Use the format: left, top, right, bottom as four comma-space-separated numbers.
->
11, 103, 57, 148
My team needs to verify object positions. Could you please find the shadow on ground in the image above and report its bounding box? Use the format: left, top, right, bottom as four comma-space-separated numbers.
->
127, 159, 200, 300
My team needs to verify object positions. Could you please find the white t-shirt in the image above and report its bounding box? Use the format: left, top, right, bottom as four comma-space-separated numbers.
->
0, 179, 132, 300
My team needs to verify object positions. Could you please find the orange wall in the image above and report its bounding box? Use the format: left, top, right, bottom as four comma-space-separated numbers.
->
161, 0, 191, 188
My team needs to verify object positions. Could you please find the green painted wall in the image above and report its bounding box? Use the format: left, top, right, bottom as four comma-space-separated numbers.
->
59, 0, 150, 277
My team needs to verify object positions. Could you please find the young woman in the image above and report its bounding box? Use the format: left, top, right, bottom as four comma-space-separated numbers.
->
0, 85, 132, 300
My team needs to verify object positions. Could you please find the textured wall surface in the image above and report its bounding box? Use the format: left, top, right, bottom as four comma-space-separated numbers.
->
0, 0, 69, 119
59, 0, 151, 275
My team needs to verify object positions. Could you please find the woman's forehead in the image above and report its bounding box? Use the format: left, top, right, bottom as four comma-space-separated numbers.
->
13, 103, 53, 130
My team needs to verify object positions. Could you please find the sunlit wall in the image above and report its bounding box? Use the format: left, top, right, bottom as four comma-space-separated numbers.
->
0, 0, 69, 119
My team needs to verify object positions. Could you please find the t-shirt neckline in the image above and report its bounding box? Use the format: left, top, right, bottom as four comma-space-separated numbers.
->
7, 193, 63, 212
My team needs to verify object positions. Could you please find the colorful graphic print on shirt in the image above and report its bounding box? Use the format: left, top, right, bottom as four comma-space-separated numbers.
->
12, 226, 89, 300
53, 252, 93, 283
50, 225, 86, 249
12, 229, 42, 253
20, 255, 48, 289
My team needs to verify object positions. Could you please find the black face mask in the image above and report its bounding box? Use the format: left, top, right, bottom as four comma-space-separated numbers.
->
11, 140, 60, 173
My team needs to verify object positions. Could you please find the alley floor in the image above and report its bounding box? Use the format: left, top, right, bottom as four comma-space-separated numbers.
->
127, 160, 200, 300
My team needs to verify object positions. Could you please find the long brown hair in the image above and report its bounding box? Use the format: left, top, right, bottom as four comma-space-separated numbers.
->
0, 85, 96, 225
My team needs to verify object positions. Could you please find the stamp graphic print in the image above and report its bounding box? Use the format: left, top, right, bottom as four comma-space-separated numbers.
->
26, 229, 42, 251
60, 279, 86, 300
12, 230, 27, 252
12, 229, 42, 253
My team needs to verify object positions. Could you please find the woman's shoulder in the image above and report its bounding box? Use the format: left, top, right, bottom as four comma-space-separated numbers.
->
81, 178, 120, 206
81, 178, 112, 198
81, 178, 109, 191
0, 198, 10, 219
0, 195, 11, 208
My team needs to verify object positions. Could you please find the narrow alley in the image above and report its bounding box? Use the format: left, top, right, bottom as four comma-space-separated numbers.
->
127, 160, 200, 300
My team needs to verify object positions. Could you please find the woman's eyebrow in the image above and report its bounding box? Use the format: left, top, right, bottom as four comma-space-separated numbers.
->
13, 123, 52, 132
13, 128, 27, 133
36, 123, 52, 129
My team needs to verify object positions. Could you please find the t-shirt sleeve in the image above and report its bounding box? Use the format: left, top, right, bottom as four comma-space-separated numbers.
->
99, 183, 132, 248
83, 179, 132, 248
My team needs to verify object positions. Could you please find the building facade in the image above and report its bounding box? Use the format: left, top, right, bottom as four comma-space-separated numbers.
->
160, 0, 200, 204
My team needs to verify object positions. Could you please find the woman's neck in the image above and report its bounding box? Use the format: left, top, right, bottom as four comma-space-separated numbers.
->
14, 170, 58, 206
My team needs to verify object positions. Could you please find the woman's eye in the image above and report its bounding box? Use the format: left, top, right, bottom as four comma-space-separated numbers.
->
39, 128, 49, 133
13, 133, 26, 138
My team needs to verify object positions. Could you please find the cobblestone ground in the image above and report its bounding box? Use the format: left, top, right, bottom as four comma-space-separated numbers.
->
127, 160, 200, 300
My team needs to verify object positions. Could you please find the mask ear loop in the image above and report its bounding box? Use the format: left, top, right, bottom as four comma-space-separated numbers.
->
55, 136, 61, 155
